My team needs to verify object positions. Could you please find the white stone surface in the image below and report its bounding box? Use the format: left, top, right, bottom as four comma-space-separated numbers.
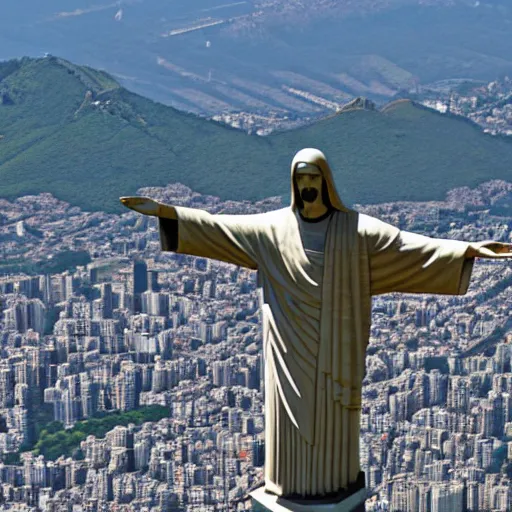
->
250, 486, 367, 512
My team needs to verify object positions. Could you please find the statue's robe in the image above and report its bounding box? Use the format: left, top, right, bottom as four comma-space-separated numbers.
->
158, 205, 474, 497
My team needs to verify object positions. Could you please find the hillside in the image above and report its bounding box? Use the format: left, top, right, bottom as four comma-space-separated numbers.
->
1, 57, 512, 213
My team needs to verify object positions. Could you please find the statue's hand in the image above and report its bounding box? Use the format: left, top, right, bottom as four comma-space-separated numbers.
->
466, 241, 512, 259
119, 196, 161, 216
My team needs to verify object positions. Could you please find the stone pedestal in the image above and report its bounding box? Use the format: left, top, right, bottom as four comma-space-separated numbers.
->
250, 487, 367, 512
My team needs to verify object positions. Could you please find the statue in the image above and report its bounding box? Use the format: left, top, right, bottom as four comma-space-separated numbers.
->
120, 148, 512, 508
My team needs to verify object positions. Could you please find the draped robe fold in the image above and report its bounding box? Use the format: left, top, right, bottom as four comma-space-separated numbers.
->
158, 205, 474, 497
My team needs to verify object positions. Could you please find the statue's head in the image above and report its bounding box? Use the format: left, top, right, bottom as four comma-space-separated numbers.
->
293, 162, 330, 210
290, 148, 349, 213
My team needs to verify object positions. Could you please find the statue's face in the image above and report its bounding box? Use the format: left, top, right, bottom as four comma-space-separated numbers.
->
295, 171, 324, 204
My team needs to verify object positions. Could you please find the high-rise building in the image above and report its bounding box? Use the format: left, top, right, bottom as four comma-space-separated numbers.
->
242, 415, 255, 435
113, 361, 139, 411
467, 482, 480, 512
3, 298, 46, 334
88, 266, 99, 285
101, 283, 113, 319
431, 483, 464, 512
252, 439, 265, 467
141, 291, 169, 317
134, 440, 151, 471
199, 321, 213, 344
152, 357, 167, 393
147, 270, 160, 292
27, 299, 45, 334
133, 260, 148, 313
212, 361, 231, 387
42, 274, 52, 304
448, 377, 470, 412
0, 368, 14, 408
157, 330, 173, 360
65, 274, 77, 301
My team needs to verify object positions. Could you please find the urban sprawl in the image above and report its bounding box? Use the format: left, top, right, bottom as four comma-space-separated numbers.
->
0, 175, 511, 511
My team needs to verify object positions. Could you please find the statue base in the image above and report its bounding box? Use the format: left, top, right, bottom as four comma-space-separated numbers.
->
250, 476, 367, 512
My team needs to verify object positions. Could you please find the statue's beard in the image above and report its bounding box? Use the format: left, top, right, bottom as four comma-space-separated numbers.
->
300, 188, 319, 203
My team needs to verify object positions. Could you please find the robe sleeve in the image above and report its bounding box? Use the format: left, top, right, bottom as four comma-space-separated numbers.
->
158, 205, 263, 270
360, 214, 475, 296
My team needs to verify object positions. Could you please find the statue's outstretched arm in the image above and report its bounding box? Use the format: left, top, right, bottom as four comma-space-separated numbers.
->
465, 241, 512, 259
119, 196, 261, 270
119, 196, 176, 219
362, 214, 474, 296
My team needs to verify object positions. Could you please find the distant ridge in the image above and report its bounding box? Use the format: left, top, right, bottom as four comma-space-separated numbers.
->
381, 98, 485, 129
380, 98, 415, 113
1, 56, 512, 213
338, 97, 377, 113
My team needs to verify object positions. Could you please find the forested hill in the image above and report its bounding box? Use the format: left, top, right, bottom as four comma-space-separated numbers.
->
1, 57, 512, 213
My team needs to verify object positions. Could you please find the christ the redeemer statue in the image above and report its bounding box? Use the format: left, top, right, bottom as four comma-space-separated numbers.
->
120, 148, 512, 504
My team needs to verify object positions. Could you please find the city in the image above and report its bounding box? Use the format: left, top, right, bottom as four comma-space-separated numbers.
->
0, 178, 510, 510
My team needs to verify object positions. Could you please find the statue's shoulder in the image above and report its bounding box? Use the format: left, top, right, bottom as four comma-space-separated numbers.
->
263, 207, 294, 223
330, 209, 371, 229
355, 212, 392, 237
356, 212, 375, 229
225, 207, 286, 225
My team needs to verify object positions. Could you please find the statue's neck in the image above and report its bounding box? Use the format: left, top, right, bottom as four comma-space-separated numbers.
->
298, 205, 333, 223
301, 200, 328, 217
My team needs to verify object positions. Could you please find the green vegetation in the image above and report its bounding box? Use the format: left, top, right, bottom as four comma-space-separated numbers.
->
1, 57, 512, 213
4, 405, 169, 464
0, 250, 90, 276
33, 406, 169, 461
35, 250, 91, 274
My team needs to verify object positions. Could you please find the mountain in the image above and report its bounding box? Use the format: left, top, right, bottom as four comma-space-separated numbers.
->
1, 57, 512, 214
1, 1, 512, 117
